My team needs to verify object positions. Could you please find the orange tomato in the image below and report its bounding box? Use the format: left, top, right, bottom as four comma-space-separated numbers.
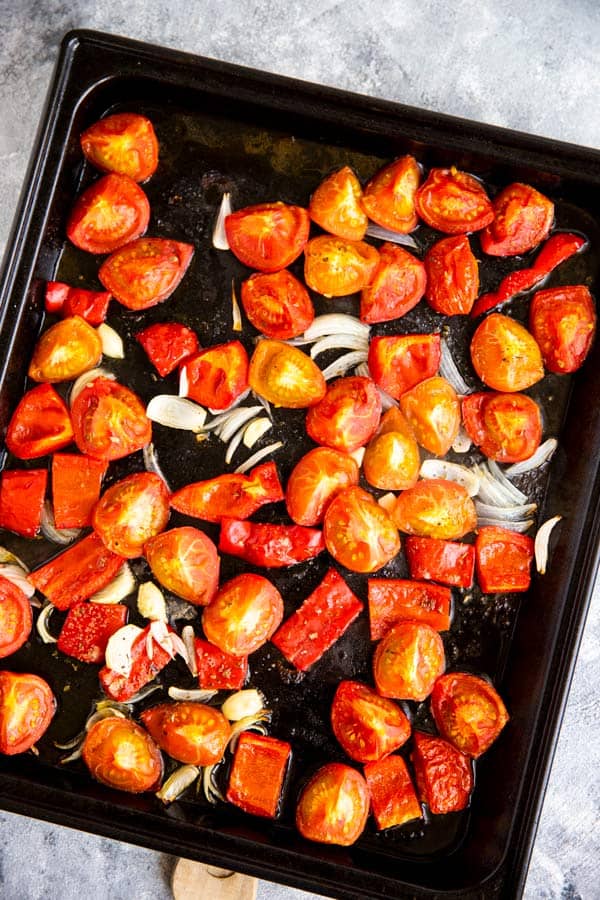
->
80, 112, 159, 182
240, 269, 314, 339
309, 166, 368, 240
323, 485, 400, 573
66, 173, 150, 254
462, 392, 542, 463
304, 235, 379, 297
363, 427, 420, 491
480, 182, 554, 256
71, 377, 151, 461
82, 716, 163, 792
305, 375, 381, 453
285, 447, 359, 526
296, 762, 369, 846
373, 620, 445, 701
0, 671, 55, 755
92, 472, 170, 558
144, 526, 220, 606
330, 680, 411, 763
391, 479, 477, 540
99, 237, 194, 310
470, 313, 544, 392
141, 702, 230, 766
248, 339, 326, 408
400, 376, 460, 456
202, 573, 283, 656
362, 156, 420, 233
28, 316, 102, 383
529, 284, 596, 373
424, 235, 479, 315
415, 167, 493, 234
430, 672, 509, 757
368, 333, 440, 399
225, 202, 310, 272
0, 577, 33, 659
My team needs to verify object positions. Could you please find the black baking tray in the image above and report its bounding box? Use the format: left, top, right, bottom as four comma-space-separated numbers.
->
1, 29, 600, 900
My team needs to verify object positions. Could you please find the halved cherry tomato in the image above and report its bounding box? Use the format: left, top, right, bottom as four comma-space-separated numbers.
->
430, 672, 509, 757
391, 479, 477, 540
0, 671, 55, 755
412, 730, 473, 814
480, 182, 554, 256
225, 202, 309, 272
0, 577, 33, 658
285, 447, 359, 526
6, 384, 73, 460
368, 333, 441, 399
415, 167, 493, 234
248, 339, 326, 408
171, 461, 283, 523
93, 472, 170, 558
66, 173, 150, 254
202, 572, 283, 657
99, 237, 194, 310
296, 762, 369, 846
144, 526, 220, 606
141, 701, 230, 766
0, 469, 47, 538
475, 525, 534, 593
424, 235, 479, 315
99, 623, 174, 701
362, 156, 420, 233
360, 243, 426, 324
323, 485, 400, 573
45, 282, 111, 325
529, 284, 596, 373
304, 235, 379, 297
462, 392, 542, 463
28, 316, 102, 383
135, 322, 199, 377
305, 376, 381, 453
227, 732, 291, 819
51, 453, 107, 529
309, 166, 368, 240
367, 578, 452, 639
373, 620, 445, 701
71, 377, 151, 461
219, 519, 325, 568
80, 112, 159, 182
195, 637, 248, 691
404, 537, 475, 589
82, 717, 163, 792
240, 269, 314, 339
56, 602, 128, 664
330, 680, 411, 763
181, 341, 249, 410
470, 313, 544, 392
364, 754, 422, 830
363, 427, 420, 491
400, 376, 460, 456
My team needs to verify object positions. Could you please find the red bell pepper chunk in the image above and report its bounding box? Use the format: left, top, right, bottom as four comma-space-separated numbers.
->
405, 536, 475, 588
99, 623, 174, 701
45, 281, 111, 325
226, 732, 291, 818
475, 525, 534, 593
51, 453, 107, 529
135, 322, 200, 377
219, 518, 325, 568
195, 637, 248, 690
5, 384, 74, 460
28, 532, 125, 610
0, 469, 47, 538
271, 568, 363, 671
411, 731, 473, 815
364, 755, 422, 830
57, 602, 128, 664
171, 461, 284, 523
367, 578, 452, 640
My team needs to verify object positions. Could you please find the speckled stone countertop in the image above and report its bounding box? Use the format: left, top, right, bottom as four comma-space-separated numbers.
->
1, 2, 599, 898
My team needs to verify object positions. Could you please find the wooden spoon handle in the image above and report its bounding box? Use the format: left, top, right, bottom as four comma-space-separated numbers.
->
171, 857, 258, 900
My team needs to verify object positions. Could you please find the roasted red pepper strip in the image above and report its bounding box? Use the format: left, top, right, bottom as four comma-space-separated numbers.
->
57, 602, 128, 664
45, 281, 112, 325
135, 322, 200, 377
219, 518, 325, 568
367, 578, 452, 640
99, 623, 173, 701
271, 568, 363, 671
471, 232, 586, 317
411, 731, 473, 815
6, 384, 74, 460
475, 526, 534, 593
364, 755, 422, 830
405, 536, 475, 588
51, 453, 107, 529
171, 461, 284, 523
0, 469, 47, 538
226, 732, 291, 818
195, 637, 248, 690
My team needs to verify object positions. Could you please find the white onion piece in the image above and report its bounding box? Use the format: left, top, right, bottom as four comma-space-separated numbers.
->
137, 581, 167, 621
97, 323, 124, 359
182, 626, 198, 677
377, 492, 397, 513
36, 604, 57, 644
486, 460, 529, 504
535, 515, 562, 574
105, 624, 143, 676
70, 367, 115, 406
203, 764, 224, 804
149, 620, 183, 662
210, 405, 262, 442
420, 460, 480, 496
321, 350, 369, 381
310, 333, 369, 358
477, 517, 534, 533
0, 564, 35, 598
365, 222, 418, 248
354, 361, 370, 379
505, 439, 558, 478
40, 502, 82, 546
90, 564, 136, 605
178, 366, 189, 398
142, 443, 170, 489
476, 463, 528, 506
231, 279, 243, 332
228, 713, 270, 753
146, 395, 207, 433
235, 441, 283, 474
302, 314, 370, 343
225, 424, 245, 465
125, 684, 163, 704
452, 426, 473, 454
221, 689, 265, 722
252, 391, 273, 420
350, 447, 365, 467
168, 686, 218, 702
243, 416, 272, 448
157, 765, 200, 804
377, 386, 399, 411
212, 192, 232, 250
475, 500, 537, 520
439, 339, 472, 395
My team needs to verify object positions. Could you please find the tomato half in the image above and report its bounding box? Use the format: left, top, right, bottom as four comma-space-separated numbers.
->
323, 485, 400, 573
412, 731, 473, 815
462, 392, 542, 463
181, 341, 249, 410
424, 235, 479, 315
93, 472, 170, 558
240, 269, 314, 339
82, 717, 163, 792
202, 573, 283, 656
415, 167, 494, 234
0, 671, 55, 755
144, 526, 220, 606
368, 333, 441, 399
309, 166, 368, 240
470, 313, 544, 392
529, 284, 596, 374
135, 322, 199, 377
80, 112, 159, 182
359, 243, 426, 324
71, 377, 151, 461
225, 202, 310, 272
0, 577, 33, 659
304, 235, 379, 297
141, 701, 230, 766
430, 672, 509, 757
285, 447, 359, 526
98, 238, 194, 310
363, 428, 420, 491
330, 680, 411, 763
480, 182, 554, 256
305, 376, 381, 453
475, 525, 534, 593
248, 339, 326, 408
391, 479, 477, 540
400, 376, 460, 456
28, 316, 102, 383
296, 762, 369, 846
373, 620, 445, 701
171, 461, 284, 523
66, 173, 150, 254
6, 384, 73, 460
362, 156, 420, 233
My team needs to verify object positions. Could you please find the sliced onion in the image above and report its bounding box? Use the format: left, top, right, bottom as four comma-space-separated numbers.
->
475, 500, 537, 520
137, 581, 167, 621
168, 686, 218, 702
243, 417, 272, 448
452, 425, 473, 454
477, 517, 534, 533
377, 492, 397, 513
535, 515, 562, 574
212, 192, 232, 250
420, 460, 480, 496
321, 350, 369, 381
224, 424, 245, 465
439, 339, 472, 395
70, 367, 115, 406
203, 763, 224, 804
365, 222, 418, 248
157, 764, 200, 804
143, 443, 170, 489
221, 689, 265, 722
40, 501, 82, 546
252, 391, 273, 420
485, 460, 529, 504
235, 441, 283, 474
310, 333, 369, 358
207, 389, 250, 417
301, 314, 370, 343
231, 279, 243, 332
121, 684, 163, 704
90, 564, 136, 605
149, 620, 189, 665
228, 711, 270, 752
85, 707, 128, 731
105, 624, 143, 677
182, 626, 198, 677
97, 323, 124, 359
354, 361, 370, 379
146, 395, 207, 432
178, 366, 189, 398
505, 439, 558, 478
211, 405, 262, 442
36, 604, 57, 644
0, 564, 35, 598
476, 462, 528, 506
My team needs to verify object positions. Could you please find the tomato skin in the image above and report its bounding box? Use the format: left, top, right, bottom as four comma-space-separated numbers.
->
141, 701, 230, 766
93, 472, 170, 559
475, 525, 534, 593
98, 238, 194, 310
219, 519, 325, 568
285, 447, 359, 526
368, 579, 452, 639
364, 754, 422, 830
82, 717, 163, 793
529, 284, 596, 374
0, 671, 56, 755
430, 672, 509, 758
144, 526, 220, 606
363, 428, 420, 491
296, 762, 369, 846
323, 485, 400, 573
304, 235, 380, 297
309, 166, 368, 240
135, 322, 199, 377
330, 680, 411, 763
28, 316, 102, 383
404, 537, 475, 589
362, 156, 421, 233
225, 202, 310, 272
181, 341, 249, 411
66, 173, 150, 254
412, 730, 473, 814
470, 313, 544, 392
424, 235, 479, 315
0, 469, 47, 538
368, 333, 441, 400
240, 269, 314, 339
80, 112, 159, 182
227, 732, 291, 819
415, 168, 494, 234
172, 461, 284, 523
373, 620, 445, 701
462, 392, 542, 463
391, 479, 477, 540
400, 376, 460, 456
306, 376, 382, 453
202, 573, 283, 657
480, 182, 554, 256
249, 339, 326, 408
0, 577, 33, 658
360, 243, 426, 324
57, 602, 128, 664
71, 377, 151, 461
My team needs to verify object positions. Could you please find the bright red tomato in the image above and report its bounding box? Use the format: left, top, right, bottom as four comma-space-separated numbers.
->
360, 243, 426, 324
480, 182, 554, 256
28, 316, 102, 383
475, 525, 534, 593
305, 376, 381, 453
412, 730, 473, 815
144, 526, 220, 606
330, 680, 411, 763
135, 322, 199, 377
99, 237, 194, 310
424, 235, 479, 315
391, 479, 477, 540
66, 173, 150, 254
93, 472, 170, 558
309, 166, 368, 240
82, 717, 163, 792
0, 671, 55, 755
400, 376, 460, 456
323, 485, 400, 573
430, 672, 509, 758
285, 447, 359, 525
202, 573, 283, 656
304, 235, 380, 297
470, 313, 544, 392
415, 167, 494, 234
240, 269, 314, 339
71, 377, 152, 461
373, 620, 445, 701
6, 384, 73, 460
225, 202, 309, 272
141, 701, 230, 766
171, 461, 283, 523
296, 762, 369, 846
248, 339, 326, 408
181, 341, 249, 410
0, 577, 33, 659
362, 156, 421, 233
462, 392, 542, 463
80, 112, 159, 182
368, 333, 441, 399
529, 284, 596, 373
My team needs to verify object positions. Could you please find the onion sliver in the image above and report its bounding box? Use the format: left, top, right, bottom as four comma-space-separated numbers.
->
36, 604, 57, 644
321, 350, 369, 381
243, 417, 272, 449
505, 439, 558, 478
475, 500, 537, 520
157, 765, 200, 804
354, 361, 370, 379
212, 192, 232, 250
486, 460, 528, 504
143, 443, 170, 489
90, 564, 136, 604
477, 516, 534, 533
105, 624, 143, 676
310, 333, 369, 358
168, 686, 218, 702
439, 339, 472, 396
146, 395, 207, 432
302, 314, 370, 343
378, 492, 397, 513
70, 367, 115, 406
235, 441, 283, 474
137, 581, 167, 621
182, 626, 198, 677
452, 426, 473, 454
225, 424, 245, 465
476, 463, 528, 506
350, 447, 365, 467
97, 323, 124, 359
0, 563, 35, 598
535, 515, 562, 574
40, 501, 82, 546
365, 222, 419, 248
210, 405, 262, 442
203, 764, 224, 804
420, 460, 480, 496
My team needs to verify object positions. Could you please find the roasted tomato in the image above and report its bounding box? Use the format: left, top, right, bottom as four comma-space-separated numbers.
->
5, 384, 73, 460
309, 166, 368, 240
98, 237, 194, 310
71, 376, 151, 461
304, 235, 379, 297
362, 156, 420, 233
363, 426, 420, 491
475, 525, 534, 593
368, 333, 440, 399
430, 672, 509, 757
412, 730, 473, 815
400, 376, 460, 456
368, 578, 452, 638
227, 732, 291, 819
141, 701, 230, 766
462, 392, 542, 463
0, 469, 47, 538
144, 526, 220, 606
330, 680, 411, 763
0, 671, 55, 755
364, 754, 422, 830
28, 316, 102, 383
529, 284, 596, 374
80, 112, 159, 182
360, 243, 426, 324
82, 717, 163, 792
202, 573, 283, 656
45, 282, 112, 325
480, 182, 554, 256
171, 461, 283, 523
424, 235, 479, 315
285, 447, 359, 526
93, 472, 170, 558
0, 577, 33, 659
323, 485, 400, 573
373, 620, 445, 701
296, 762, 369, 846
240, 269, 314, 339
404, 537, 475, 589
135, 322, 199, 377
391, 479, 477, 540
415, 167, 494, 234
305, 376, 381, 453
470, 313, 544, 392
219, 519, 325, 568
66, 173, 150, 254
248, 339, 326, 408
181, 341, 249, 410
225, 202, 310, 272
